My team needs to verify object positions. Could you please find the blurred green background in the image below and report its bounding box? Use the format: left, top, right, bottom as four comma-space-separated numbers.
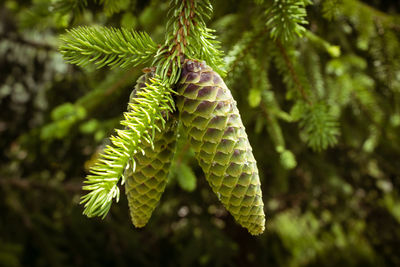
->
1, 0, 400, 266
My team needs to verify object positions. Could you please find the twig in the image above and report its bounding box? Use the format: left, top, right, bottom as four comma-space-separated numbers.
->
276, 40, 312, 105
226, 28, 268, 74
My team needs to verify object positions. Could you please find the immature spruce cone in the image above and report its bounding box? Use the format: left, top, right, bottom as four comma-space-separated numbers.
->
124, 72, 177, 228
177, 60, 265, 235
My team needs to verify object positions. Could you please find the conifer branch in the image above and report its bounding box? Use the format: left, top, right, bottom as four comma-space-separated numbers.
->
53, 0, 87, 14
265, 0, 312, 42
305, 31, 341, 58
276, 40, 311, 104
299, 102, 340, 151
154, 0, 225, 83
59, 26, 158, 69
53, 0, 129, 16
97, 0, 130, 16
245, 54, 297, 167
272, 43, 340, 151
261, 103, 297, 169
225, 29, 266, 74
80, 76, 175, 218
321, 0, 343, 21
347, 0, 397, 27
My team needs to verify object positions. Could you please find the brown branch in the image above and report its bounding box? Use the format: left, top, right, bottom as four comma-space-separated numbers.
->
167, 0, 195, 61
276, 40, 312, 105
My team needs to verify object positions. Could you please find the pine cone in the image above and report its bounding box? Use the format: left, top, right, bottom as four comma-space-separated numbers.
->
177, 60, 265, 235
124, 72, 177, 228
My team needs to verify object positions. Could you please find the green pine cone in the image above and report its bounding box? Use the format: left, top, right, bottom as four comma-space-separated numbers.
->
177, 60, 265, 235
124, 72, 177, 228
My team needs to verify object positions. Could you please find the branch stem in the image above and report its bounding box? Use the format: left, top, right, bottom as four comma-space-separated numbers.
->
276, 40, 312, 105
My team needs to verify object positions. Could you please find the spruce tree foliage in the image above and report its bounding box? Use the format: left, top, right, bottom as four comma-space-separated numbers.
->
59, 0, 265, 234
80, 76, 174, 218
53, 0, 131, 16
60, 27, 158, 68
264, 0, 312, 42
154, 0, 225, 83
56, 0, 397, 230
3, 0, 400, 265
